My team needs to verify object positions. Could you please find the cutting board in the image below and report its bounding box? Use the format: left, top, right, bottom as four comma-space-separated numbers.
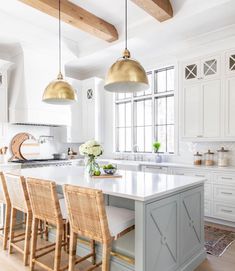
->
92, 174, 122, 179
9, 133, 37, 161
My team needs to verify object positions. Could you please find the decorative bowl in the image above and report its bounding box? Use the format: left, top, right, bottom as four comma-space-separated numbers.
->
103, 168, 117, 175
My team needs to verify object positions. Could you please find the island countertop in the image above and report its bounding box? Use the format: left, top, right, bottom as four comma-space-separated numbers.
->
18, 165, 205, 202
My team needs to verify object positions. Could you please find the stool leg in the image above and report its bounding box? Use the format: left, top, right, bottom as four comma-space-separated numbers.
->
54, 223, 63, 271
30, 218, 39, 271
8, 208, 17, 254
24, 212, 32, 266
3, 204, 11, 250
91, 240, 96, 265
68, 231, 77, 271
39, 220, 43, 239
45, 221, 49, 241
102, 242, 111, 271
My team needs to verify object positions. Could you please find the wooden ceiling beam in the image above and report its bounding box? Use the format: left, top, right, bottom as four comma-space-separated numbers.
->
131, 0, 173, 22
19, 0, 118, 42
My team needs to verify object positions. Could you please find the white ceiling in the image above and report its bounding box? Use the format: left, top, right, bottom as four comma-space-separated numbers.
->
0, 0, 235, 78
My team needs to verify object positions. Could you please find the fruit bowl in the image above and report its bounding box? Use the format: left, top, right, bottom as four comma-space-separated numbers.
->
103, 168, 117, 175
103, 164, 117, 175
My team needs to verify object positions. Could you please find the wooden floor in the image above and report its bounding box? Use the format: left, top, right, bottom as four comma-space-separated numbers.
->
0, 222, 234, 271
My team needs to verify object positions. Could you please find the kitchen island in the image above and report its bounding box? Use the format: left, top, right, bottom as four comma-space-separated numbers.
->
19, 166, 206, 271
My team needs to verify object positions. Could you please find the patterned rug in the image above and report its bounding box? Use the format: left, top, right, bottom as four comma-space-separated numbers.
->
205, 225, 235, 256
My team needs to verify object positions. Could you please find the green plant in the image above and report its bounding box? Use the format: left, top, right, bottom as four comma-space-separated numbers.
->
153, 141, 161, 153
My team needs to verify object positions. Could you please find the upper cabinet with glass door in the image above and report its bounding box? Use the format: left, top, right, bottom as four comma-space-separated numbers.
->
183, 55, 220, 83
226, 50, 235, 76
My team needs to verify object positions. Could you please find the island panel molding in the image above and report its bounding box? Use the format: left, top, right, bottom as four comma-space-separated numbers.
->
19, 0, 118, 42
131, 0, 173, 22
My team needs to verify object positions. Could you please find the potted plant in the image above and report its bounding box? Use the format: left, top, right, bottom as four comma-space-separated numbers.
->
79, 140, 103, 176
153, 141, 162, 163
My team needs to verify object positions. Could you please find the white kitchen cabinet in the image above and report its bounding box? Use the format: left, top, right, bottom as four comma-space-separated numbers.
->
224, 77, 235, 138
60, 77, 104, 143
202, 80, 221, 138
183, 55, 220, 83
182, 79, 221, 140
141, 165, 168, 174
182, 84, 202, 138
0, 69, 8, 123
180, 187, 204, 263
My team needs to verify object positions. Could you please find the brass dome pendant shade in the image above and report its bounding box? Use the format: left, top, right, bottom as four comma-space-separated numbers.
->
104, 0, 149, 93
105, 49, 149, 93
43, 72, 76, 105
42, 0, 76, 105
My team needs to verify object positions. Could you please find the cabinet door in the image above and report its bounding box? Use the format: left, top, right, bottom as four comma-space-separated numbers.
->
202, 80, 221, 138
180, 186, 204, 263
226, 50, 235, 76
201, 55, 220, 80
182, 84, 202, 138
183, 61, 200, 83
225, 77, 235, 137
146, 195, 180, 271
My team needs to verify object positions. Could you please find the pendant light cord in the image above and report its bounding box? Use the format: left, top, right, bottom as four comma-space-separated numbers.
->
125, 0, 128, 50
59, 0, 62, 76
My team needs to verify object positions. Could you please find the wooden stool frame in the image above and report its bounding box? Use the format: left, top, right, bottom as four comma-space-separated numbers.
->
27, 177, 69, 271
63, 185, 134, 271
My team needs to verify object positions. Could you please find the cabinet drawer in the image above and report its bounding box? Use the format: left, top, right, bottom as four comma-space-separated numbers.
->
205, 200, 212, 217
213, 202, 235, 222
217, 174, 235, 186
213, 185, 235, 203
205, 183, 212, 199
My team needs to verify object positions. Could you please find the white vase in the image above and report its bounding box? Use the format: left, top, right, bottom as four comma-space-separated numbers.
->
155, 154, 162, 163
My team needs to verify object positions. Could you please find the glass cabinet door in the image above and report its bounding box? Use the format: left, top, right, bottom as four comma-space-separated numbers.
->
201, 55, 220, 80
226, 50, 235, 75
184, 62, 199, 83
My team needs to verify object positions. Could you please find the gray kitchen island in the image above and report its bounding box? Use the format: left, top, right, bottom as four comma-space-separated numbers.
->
19, 166, 206, 271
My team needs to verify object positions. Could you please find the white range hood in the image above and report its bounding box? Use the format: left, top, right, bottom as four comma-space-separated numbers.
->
7, 46, 71, 126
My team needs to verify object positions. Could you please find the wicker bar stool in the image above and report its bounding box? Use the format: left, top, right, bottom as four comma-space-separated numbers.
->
63, 185, 135, 271
0, 172, 11, 250
5, 173, 32, 266
26, 178, 69, 271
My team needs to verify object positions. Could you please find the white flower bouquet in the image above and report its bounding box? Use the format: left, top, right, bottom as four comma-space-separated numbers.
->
79, 140, 103, 158
79, 140, 103, 176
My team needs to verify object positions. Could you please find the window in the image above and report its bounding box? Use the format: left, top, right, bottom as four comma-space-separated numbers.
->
115, 67, 175, 153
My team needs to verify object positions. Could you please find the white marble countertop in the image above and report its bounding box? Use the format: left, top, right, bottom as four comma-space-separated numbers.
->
98, 159, 235, 172
19, 165, 205, 202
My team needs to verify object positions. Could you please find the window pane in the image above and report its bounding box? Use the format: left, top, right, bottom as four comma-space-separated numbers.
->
135, 90, 145, 97
136, 101, 144, 126
117, 103, 125, 127
167, 125, 174, 153
125, 93, 132, 99
117, 93, 125, 100
145, 126, 152, 152
167, 68, 174, 91
118, 128, 125, 152
167, 96, 174, 124
157, 70, 166, 93
156, 126, 166, 153
156, 97, 166, 125
126, 128, 132, 151
126, 102, 131, 127
145, 73, 152, 95
136, 127, 144, 152
145, 99, 152, 126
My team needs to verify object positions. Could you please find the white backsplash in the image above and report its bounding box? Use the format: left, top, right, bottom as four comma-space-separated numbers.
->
169, 141, 235, 166
0, 123, 81, 160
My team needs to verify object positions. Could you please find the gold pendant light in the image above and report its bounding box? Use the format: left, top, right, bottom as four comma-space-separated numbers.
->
42, 0, 77, 105
104, 0, 149, 93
